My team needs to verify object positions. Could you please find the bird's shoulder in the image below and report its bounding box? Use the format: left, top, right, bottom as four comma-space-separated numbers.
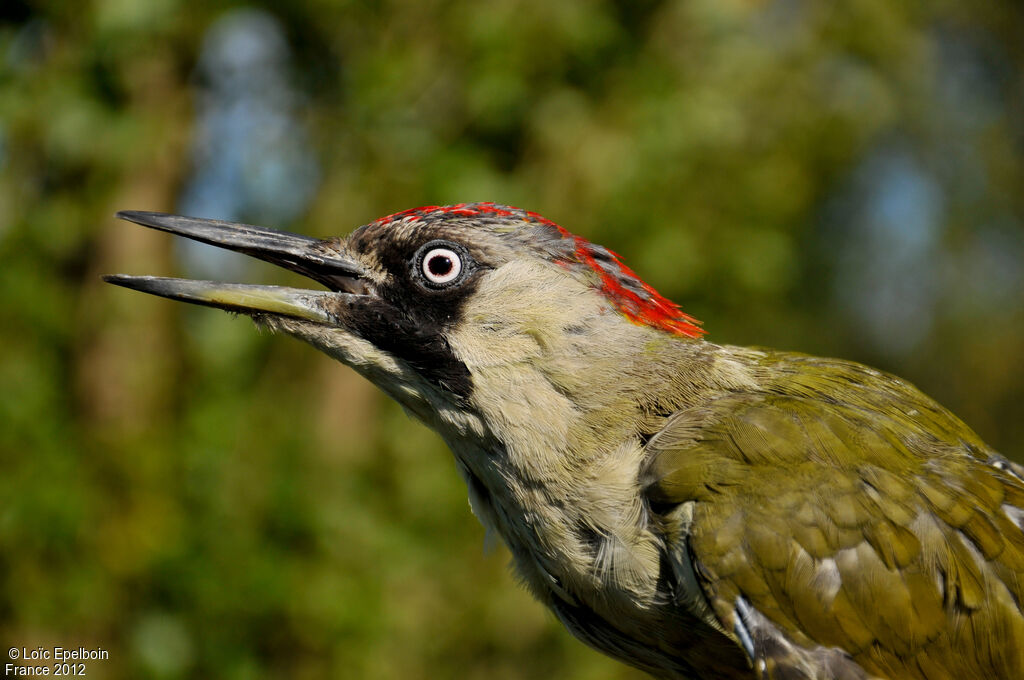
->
642, 350, 1024, 679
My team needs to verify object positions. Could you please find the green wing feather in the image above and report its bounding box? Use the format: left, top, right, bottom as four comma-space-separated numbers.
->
643, 353, 1024, 679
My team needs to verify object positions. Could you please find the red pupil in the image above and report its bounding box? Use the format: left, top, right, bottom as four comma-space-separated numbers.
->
428, 255, 452, 277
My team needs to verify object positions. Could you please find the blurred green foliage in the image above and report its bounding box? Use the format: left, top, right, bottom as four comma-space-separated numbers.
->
1, 1, 1022, 678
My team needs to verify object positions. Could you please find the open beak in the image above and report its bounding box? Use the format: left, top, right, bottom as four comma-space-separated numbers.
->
104, 211, 367, 323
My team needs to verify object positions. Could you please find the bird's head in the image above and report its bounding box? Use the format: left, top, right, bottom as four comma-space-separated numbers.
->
106, 203, 705, 444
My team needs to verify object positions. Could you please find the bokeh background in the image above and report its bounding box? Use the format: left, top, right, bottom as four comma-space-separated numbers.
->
2, 1, 1023, 678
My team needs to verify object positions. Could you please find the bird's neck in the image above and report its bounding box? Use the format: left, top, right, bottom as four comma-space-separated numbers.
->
441, 311, 756, 614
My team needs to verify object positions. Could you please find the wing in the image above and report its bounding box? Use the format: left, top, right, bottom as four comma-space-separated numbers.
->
642, 365, 1024, 680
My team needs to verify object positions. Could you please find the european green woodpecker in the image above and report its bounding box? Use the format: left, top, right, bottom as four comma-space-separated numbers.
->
106, 203, 1024, 680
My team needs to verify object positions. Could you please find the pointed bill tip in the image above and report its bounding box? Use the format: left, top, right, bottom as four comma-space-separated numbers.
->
115, 210, 167, 225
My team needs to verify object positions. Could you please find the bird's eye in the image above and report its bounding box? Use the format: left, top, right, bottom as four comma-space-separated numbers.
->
421, 247, 463, 286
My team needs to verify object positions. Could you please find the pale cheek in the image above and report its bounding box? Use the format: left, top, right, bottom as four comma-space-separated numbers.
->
454, 264, 607, 366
